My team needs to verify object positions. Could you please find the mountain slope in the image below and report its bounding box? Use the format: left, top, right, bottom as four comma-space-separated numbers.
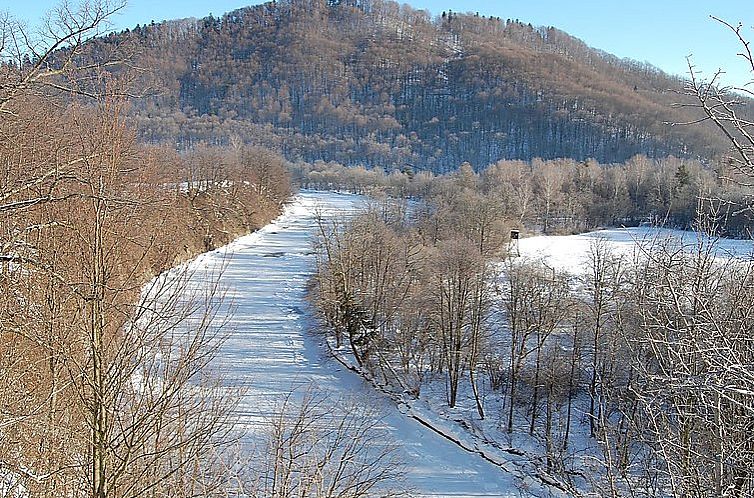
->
95, 0, 734, 170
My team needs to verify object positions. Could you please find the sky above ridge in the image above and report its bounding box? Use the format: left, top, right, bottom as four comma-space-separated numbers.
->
4, 0, 753, 88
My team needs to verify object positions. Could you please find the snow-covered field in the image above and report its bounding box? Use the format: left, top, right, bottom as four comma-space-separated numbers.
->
184, 191, 523, 497
518, 226, 754, 273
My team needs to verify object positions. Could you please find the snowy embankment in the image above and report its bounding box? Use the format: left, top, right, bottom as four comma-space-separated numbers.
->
182, 191, 527, 497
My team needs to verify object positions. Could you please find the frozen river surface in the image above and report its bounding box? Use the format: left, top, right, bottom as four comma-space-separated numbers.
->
185, 191, 521, 497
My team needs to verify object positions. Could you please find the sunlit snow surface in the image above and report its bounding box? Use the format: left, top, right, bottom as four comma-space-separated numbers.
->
184, 191, 520, 497
518, 226, 754, 273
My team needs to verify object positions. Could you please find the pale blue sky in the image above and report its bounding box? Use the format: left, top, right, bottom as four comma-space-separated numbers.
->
4, 0, 753, 87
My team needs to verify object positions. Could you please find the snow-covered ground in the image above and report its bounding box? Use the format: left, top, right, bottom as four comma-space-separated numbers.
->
179, 198, 754, 497
518, 226, 754, 273
184, 191, 524, 497
0, 471, 26, 498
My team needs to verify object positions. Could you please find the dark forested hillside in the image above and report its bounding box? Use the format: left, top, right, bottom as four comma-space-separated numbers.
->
96, 0, 734, 171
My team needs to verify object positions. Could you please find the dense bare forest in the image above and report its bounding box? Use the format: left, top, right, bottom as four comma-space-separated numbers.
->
84, 0, 744, 170
311, 186, 754, 495
293, 152, 754, 237
0, 2, 293, 495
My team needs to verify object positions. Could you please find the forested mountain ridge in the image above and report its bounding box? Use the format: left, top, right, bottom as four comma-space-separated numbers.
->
94, 0, 735, 171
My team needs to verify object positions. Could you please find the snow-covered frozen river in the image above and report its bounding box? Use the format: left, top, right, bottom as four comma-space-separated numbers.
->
185, 191, 521, 497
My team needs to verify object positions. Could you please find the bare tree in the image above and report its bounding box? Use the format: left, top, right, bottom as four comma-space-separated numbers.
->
533, 158, 566, 234
628, 20, 754, 495
425, 238, 490, 411
583, 238, 626, 437
0, 94, 240, 497
682, 18, 754, 184
501, 260, 571, 434
248, 388, 407, 498
625, 231, 754, 496
0, 0, 127, 115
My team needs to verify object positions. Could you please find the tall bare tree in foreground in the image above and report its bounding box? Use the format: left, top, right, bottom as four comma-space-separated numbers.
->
501, 260, 571, 435
610, 22, 754, 496
1, 3, 242, 496
0, 0, 127, 115
1, 94, 240, 497
683, 18, 754, 185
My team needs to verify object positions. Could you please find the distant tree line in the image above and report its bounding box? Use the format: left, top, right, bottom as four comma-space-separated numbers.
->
293, 154, 754, 237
